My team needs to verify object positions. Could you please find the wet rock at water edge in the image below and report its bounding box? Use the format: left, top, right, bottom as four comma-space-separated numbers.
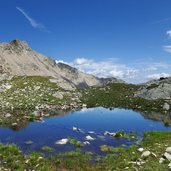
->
83, 141, 90, 145
104, 131, 116, 136
72, 126, 83, 133
11, 123, 17, 126
55, 138, 68, 145
85, 135, 95, 140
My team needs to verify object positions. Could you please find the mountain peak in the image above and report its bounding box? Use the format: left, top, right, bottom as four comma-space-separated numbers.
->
9, 39, 30, 51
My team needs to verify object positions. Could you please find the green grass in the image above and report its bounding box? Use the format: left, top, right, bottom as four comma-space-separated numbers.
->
81, 82, 169, 114
41, 146, 54, 152
0, 131, 171, 170
68, 138, 82, 147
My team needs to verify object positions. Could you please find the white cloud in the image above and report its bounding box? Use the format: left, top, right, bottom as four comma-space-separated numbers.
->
74, 58, 93, 65
143, 66, 157, 72
163, 45, 171, 53
69, 57, 139, 81
55, 57, 171, 83
167, 30, 171, 38
16, 7, 47, 31
146, 73, 171, 79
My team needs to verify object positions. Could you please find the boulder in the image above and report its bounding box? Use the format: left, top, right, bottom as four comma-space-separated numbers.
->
164, 152, 171, 161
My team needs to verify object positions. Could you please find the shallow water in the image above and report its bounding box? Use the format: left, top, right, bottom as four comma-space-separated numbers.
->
0, 107, 171, 155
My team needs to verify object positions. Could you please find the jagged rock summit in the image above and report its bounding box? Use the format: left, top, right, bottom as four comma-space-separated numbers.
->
0, 39, 120, 90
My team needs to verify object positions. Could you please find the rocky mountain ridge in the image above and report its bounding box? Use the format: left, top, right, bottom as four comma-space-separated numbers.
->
0, 39, 122, 90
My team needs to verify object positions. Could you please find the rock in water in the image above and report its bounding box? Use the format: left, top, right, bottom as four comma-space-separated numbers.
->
55, 138, 68, 145
85, 135, 95, 140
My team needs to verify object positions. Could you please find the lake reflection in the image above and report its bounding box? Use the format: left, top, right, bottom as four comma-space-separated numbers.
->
0, 107, 171, 154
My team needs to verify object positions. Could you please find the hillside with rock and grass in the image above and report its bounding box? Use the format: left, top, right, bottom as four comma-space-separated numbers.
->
81, 81, 171, 115
134, 77, 171, 111
0, 39, 124, 125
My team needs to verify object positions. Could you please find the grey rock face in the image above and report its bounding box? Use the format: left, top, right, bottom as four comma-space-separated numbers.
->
135, 77, 171, 100
163, 103, 170, 111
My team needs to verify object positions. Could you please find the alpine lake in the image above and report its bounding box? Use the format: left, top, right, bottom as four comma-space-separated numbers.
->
0, 107, 171, 156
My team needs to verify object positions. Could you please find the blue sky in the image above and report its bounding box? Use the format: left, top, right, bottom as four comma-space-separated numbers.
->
1, 0, 171, 83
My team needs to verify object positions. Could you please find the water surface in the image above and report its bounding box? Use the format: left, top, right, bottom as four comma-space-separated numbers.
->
0, 107, 170, 154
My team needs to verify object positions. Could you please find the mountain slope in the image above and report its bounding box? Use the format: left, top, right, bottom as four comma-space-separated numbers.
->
135, 77, 171, 100
0, 39, 112, 90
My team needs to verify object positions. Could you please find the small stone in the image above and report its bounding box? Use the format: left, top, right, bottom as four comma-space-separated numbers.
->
141, 151, 151, 158
5, 113, 11, 118
159, 157, 165, 164
151, 152, 157, 157
138, 148, 144, 152
85, 135, 95, 140
82, 104, 87, 108
25, 159, 29, 164
55, 138, 68, 145
104, 131, 115, 136
72, 126, 78, 131
11, 123, 17, 126
83, 141, 90, 145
